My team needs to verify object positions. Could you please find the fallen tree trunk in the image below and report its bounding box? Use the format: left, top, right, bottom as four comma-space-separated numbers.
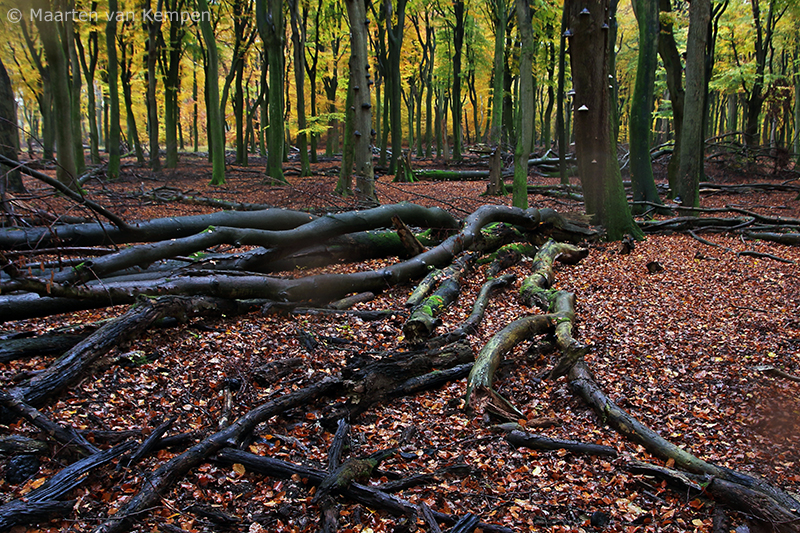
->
0, 330, 93, 363
1, 205, 543, 322
48, 204, 457, 284
743, 232, 800, 246
0, 207, 321, 250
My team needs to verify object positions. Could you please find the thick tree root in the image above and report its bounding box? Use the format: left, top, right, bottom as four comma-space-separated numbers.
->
428, 274, 516, 347
569, 361, 800, 527
626, 461, 800, 533
519, 239, 588, 308
465, 315, 552, 411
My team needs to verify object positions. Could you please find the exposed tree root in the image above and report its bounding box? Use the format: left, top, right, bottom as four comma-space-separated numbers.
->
569, 361, 800, 528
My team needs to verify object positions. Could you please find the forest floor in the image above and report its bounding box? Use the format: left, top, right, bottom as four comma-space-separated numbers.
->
1, 151, 800, 533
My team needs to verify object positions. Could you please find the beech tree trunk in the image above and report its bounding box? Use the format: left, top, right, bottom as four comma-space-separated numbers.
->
675, 0, 710, 209
344, 0, 377, 203
629, 0, 663, 210
565, 0, 640, 240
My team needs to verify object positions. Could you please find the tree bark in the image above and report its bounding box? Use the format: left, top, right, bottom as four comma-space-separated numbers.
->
345, 0, 377, 202
629, 0, 663, 210
565, 0, 640, 240
257, 0, 286, 183
198, 0, 225, 185
403, 253, 477, 343
675, 0, 710, 209
513, 0, 534, 209
0, 57, 24, 193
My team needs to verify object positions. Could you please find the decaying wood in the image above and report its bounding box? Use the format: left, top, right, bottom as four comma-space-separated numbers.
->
505, 430, 617, 457
0, 330, 93, 363
376, 464, 472, 492
486, 245, 527, 277
215, 448, 514, 533
547, 290, 589, 380
0, 442, 134, 531
626, 461, 800, 533
124, 416, 178, 468
6, 296, 227, 408
569, 361, 800, 523
0, 390, 99, 456
0, 434, 50, 455
329, 291, 376, 310
428, 274, 516, 347
93, 377, 340, 533
519, 239, 588, 308
465, 315, 551, 411
392, 215, 426, 256
389, 363, 473, 399
252, 357, 305, 387
341, 341, 473, 416
403, 253, 478, 343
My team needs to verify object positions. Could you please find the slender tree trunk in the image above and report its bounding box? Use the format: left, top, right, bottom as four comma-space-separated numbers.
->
197, 0, 225, 185
556, 4, 569, 185
629, 0, 662, 209
336, 69, 355, 195
67, 15, 86, 175
794, 44, 800, 164
163, 0, 184, 169
543, 43, 555, 150
344, 0, 376, 203
0, 57, 25, 193
75, 20, 101, 165
145, 0, 161, 171
490, 0, 506, 147
105, 0, 121, 179
289, 0, 311, 176
513, 0, 533, 209
658, 0, 685, 196
676, 0, 710, 208
566, 0, 640, 240
304, 1, 321, 163
744, 0, 776, 147
388, 0, 408, 179
33, 0, 77, 188
257, 0, 286, 182
451, 0, 465, 161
